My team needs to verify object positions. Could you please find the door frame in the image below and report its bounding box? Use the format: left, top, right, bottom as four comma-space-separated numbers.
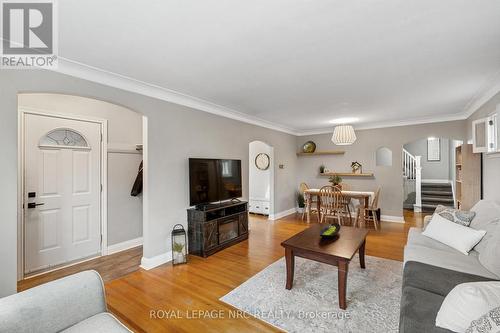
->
17, 107, 108, 280
248, 140, 275, 218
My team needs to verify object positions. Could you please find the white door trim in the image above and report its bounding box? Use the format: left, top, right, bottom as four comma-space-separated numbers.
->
17, 107, 108, 280
248, 141, 275, 218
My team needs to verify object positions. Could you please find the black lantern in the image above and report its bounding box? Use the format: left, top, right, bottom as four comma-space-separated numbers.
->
171, 224, 187, 265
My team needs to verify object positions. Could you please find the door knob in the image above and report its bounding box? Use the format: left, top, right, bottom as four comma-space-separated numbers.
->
27, 203, 44, 209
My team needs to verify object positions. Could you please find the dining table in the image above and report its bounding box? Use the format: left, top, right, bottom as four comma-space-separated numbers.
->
304, 188, 375, 224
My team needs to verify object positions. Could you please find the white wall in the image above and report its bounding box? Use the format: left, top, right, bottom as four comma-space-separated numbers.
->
18, 94, 143, 247
249, 141, 271, 201
404, 138, 451, 180
0, 70, 298, 296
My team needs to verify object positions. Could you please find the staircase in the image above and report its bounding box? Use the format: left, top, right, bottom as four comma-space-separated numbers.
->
402, 149, 422, 212
420, 182, 454, 212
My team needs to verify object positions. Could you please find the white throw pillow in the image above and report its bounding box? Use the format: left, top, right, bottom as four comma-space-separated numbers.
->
436, 282, 500, 333
422, 214, 486, 255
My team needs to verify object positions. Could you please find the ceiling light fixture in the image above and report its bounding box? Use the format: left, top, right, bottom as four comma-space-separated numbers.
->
331, 124, 357, 145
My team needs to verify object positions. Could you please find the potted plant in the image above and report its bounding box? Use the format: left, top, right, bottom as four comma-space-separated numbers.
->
319, 165, 326, 174
328, 174, 343, 188
173, 242, 185, 263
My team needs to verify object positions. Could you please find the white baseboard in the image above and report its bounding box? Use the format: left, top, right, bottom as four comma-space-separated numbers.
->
268, 208, 297, 220
107, 237, 143, 255
381, 215, 405, 223
140, 251, 172, 270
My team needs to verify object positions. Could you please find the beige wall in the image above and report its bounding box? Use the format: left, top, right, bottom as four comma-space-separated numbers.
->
0, 70, 297, 297
466, 91, 500, 204
296, 120, 467, 217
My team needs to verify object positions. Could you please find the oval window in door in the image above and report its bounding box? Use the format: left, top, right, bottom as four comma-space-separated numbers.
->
39, 128, 90, 149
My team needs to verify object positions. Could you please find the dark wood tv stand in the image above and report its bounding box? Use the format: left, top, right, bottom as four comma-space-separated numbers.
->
187, 201, 248, 257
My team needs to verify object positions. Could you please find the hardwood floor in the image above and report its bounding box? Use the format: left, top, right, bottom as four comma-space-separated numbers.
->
17, 211, 425, 332
18, 246, 143, 292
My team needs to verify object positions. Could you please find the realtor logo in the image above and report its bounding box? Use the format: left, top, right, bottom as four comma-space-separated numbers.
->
1, 0, 57, 68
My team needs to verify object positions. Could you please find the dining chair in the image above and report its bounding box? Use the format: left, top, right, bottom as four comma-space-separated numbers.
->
355, 188, 381, 230
338, 183, 353, 225
318, 185, 351, 225
300, 182, 318, 221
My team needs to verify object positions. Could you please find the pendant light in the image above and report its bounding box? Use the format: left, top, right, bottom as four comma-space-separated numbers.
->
331, 124, 357, 145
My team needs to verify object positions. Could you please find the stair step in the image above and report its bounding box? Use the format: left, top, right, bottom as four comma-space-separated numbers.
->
421, 183, 452, 188
421, 203, 439, 212
422, 187, 452, 192
422, 196, 454, 203
421, 190, 453, 196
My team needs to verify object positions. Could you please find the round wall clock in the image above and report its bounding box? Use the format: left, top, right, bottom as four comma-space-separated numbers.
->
255, 153, 270, 170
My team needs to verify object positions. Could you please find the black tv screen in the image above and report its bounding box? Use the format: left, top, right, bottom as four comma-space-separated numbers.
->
189, 158, 242, 206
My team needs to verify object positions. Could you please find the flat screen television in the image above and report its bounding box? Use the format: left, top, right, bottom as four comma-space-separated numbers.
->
189, 158, 242, 207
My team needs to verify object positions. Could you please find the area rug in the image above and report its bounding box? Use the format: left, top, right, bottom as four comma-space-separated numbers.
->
220, 255, 403, 333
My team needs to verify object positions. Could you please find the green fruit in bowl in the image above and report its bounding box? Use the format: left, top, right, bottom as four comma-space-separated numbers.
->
322, 225, 337, 236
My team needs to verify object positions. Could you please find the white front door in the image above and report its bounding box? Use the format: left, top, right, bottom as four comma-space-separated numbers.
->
24, 113, 102, 274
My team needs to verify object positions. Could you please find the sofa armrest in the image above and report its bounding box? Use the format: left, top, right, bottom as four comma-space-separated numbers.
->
423, 215, 432, 229
0, 270, 107, 333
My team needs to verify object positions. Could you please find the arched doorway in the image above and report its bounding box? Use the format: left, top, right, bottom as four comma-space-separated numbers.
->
402, 137, 462, 213
248, 140, 275, 219
17, 93, 146, 279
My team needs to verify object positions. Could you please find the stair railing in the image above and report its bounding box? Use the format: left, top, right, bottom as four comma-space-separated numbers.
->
402, 149, 422, 212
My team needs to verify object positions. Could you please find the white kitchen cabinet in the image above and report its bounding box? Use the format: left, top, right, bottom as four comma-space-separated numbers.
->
473, 105, 500, 155
472, 118, 488, 153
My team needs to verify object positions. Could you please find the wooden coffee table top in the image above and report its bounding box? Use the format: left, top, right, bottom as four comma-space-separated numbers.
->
281, 224, 368, 260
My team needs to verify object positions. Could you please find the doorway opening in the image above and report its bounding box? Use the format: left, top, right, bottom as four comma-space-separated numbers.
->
248, 141, 275, 219
402, 137, 462, 214
17, 93, 146, 282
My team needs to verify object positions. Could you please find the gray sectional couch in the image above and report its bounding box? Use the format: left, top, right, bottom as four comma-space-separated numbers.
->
0, 270, 131, 333
400, 200, 500, 333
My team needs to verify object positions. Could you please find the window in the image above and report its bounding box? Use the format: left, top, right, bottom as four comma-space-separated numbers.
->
427, 138, 440, 161
39, 128, 89, 148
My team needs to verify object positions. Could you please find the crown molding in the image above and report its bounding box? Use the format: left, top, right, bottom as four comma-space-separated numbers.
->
54, 58, 298, 135
52, 57, 500, 137
296, 113, 468, 136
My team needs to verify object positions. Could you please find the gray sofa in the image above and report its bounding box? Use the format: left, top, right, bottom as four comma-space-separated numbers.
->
0, 270, 131, 333
400, 200, 500, 333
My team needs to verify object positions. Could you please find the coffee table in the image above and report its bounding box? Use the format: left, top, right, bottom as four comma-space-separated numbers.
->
281, 224, 369, 309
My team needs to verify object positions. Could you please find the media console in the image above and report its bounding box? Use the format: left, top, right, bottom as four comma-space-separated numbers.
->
187, 201, 248, 257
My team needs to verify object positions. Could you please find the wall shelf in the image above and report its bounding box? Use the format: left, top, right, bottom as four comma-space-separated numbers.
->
296, 150, 345, 156
320, 172, 374, 177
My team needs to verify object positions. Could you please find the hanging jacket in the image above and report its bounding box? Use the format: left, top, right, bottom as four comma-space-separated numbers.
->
131, 161, 143, 196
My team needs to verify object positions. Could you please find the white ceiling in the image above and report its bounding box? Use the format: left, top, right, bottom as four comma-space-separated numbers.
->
57, 0, 500, 134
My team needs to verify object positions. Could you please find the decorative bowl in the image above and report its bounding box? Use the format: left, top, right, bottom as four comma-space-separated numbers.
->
320, 223, 341, 239
302, 141, 316, 153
